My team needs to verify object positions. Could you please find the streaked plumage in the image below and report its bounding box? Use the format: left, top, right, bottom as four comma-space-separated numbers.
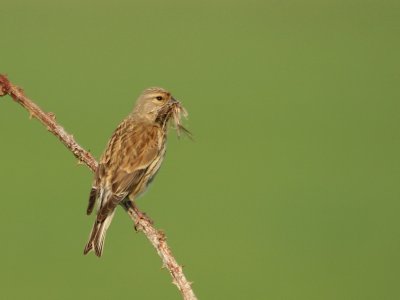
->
84, 87, 188, 257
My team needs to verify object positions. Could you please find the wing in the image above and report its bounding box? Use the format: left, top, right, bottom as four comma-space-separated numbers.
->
95, 121, 164, 218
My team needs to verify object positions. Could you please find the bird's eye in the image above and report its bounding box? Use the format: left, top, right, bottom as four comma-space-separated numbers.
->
156, 96, 163, 101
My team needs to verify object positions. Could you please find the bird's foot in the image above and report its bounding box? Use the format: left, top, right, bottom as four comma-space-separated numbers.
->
132, 206, 154, 231
120, 200, 154, 231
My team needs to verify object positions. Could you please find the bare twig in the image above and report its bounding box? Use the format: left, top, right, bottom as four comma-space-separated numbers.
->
0, 74, 197, 300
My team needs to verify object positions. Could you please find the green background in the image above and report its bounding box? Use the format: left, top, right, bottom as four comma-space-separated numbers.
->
1, 0, 399, 299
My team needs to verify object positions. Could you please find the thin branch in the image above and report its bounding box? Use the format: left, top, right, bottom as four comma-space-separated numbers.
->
0, 74, 197, 300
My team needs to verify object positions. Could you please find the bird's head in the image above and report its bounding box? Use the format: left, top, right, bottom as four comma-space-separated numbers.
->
132, 87, 191, 137
133, 87, 174, 118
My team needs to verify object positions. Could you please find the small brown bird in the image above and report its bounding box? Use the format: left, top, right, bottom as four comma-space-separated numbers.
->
84, 87, 189, 257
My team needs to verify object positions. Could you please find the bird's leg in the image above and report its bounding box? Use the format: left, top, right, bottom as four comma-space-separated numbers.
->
120, 199, 154, 231
132, 203, 154, 227
120, 198, 133, 211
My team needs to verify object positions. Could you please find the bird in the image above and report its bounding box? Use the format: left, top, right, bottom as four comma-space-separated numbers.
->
83, 87, 189, 257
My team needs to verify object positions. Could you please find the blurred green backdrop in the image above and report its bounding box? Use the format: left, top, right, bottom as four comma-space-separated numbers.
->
1, 0, 400, 299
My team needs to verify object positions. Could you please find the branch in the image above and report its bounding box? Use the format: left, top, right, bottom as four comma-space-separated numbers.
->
0, 74, 197, 300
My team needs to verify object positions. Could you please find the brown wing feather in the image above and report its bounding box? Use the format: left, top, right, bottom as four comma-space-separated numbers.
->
93, 121, 164, 217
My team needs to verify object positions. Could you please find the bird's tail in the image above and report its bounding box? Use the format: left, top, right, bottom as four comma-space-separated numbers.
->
83, 211, 116, 257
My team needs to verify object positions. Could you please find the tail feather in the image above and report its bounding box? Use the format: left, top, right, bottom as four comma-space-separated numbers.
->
83, 211, 116, 257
